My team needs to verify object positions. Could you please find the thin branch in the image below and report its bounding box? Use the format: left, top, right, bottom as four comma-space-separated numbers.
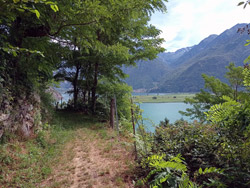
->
49, 20, 97, 36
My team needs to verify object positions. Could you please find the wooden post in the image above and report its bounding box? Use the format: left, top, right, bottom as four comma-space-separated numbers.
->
110, 98, 115, 129
131, 98, 137, 159
114, 95, 119, 134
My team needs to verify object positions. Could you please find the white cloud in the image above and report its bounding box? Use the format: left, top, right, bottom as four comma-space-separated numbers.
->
150, 0, 250, 52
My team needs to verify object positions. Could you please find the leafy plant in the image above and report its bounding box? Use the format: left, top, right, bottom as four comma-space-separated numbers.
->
140, 154, 224, 188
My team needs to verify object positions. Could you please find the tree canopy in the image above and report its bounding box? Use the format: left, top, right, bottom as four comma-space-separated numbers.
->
0, 0, 167, 137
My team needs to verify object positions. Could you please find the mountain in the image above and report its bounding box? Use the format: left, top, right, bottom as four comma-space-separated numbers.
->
122, 58, 169, 91
122, 47, 193, 91
159, 46, 193, 67
123, 23, 250, 92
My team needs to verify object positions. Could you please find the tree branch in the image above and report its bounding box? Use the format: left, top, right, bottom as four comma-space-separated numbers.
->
49, 20, 97, 36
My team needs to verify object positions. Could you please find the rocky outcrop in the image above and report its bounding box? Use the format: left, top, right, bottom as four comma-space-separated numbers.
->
0, 93, 42, 139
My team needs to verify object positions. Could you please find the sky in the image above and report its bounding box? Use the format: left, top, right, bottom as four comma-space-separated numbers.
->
150, 0, 250, 52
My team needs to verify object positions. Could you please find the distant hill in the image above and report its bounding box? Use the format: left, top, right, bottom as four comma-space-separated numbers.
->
123, 23, 250, 92
122, 47, 193, 91
122, 58, 169, 91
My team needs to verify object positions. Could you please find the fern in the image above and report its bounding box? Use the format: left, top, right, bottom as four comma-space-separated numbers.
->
141, 154, 199, 188
196, 167, 224, 176
141, 154, 225, 188
205, 96, 242, 124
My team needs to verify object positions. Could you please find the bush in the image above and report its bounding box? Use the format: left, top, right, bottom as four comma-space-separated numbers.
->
136, 120, 250, 187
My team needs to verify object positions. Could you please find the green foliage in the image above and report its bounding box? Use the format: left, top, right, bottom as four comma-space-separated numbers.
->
205, 96, 242, 123
134, 117, 250, 187
1, 0, 168, 125
204, 62, 250, 186
195, 167, 224, 176
181, 63, 246, 121
225, 63, 244, 100
141, 154, 190, 188
0, 0, 62, 138
55, 0, 166, 112
243, 65, 250, 86
98, 80, 133, 118
205, 96, 250, 140
204, 106, 250, 187
140, 153, 224, 188
39, 88, 55, 122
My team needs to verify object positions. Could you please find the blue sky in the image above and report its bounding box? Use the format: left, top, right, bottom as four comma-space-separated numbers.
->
150, 0, 250, 52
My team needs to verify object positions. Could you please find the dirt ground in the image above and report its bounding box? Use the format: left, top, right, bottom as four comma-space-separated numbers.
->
40, 128, 135, 188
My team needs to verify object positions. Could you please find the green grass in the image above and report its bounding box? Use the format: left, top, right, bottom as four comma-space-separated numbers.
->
0, 111, 134, 188
133, 93, 195, 103
0, 111, 101, 188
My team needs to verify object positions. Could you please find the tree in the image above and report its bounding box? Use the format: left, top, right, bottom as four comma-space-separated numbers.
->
225, 62, 244, 100
180, 63, 245, 121
0, 0, 62, 138
56, 0, 167, 113
0, 0, 168, 138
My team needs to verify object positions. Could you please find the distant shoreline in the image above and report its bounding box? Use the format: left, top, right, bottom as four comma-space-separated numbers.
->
132, 93, 195, 103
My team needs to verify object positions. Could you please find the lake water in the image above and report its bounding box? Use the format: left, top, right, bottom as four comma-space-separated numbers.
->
56, 89, 193, 132
138, 102, 193, 132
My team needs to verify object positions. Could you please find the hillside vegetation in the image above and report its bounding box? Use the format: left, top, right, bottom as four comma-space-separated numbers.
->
124, 23, 250, 92
1, 1, 250, 188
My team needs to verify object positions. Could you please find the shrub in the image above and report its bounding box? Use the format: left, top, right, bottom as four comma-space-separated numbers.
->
136, 120, 250, 187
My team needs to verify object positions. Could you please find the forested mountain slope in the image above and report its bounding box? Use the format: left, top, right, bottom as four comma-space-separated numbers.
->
122, 59, 169, 90
123, 23, 250, 92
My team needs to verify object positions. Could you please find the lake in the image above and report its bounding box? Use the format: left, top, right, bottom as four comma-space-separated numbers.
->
138, 102, 193, 132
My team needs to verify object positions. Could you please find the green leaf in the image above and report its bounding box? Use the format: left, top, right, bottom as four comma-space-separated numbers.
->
50, 5, 59, 12
30, 9, 40, 18
34, 10, 40, 18
244, 55, 250, 64
238, 2, 245, 6
198, 168, 202, 174
12, 51, 17, 57
16, 8, 25, 12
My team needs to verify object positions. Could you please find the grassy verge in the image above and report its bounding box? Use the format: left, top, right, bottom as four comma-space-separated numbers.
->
0, 112, 79, 188
0, 111, 135, 188
133, 93, 195, 103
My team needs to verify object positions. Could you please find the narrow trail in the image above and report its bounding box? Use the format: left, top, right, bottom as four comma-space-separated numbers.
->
41, 128, 135, 188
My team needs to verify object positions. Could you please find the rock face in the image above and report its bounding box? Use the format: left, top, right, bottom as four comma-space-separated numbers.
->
0, 93, 42, 139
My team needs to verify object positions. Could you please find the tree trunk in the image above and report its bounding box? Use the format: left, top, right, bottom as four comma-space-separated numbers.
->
235, 84, 238, 101
73, 64, 81, 109
83, 90, 86, 103
88, 90, 91, 105
91, 61, 99, 114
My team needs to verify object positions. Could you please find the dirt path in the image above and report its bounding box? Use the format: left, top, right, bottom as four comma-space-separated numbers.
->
41, 128, 135, 188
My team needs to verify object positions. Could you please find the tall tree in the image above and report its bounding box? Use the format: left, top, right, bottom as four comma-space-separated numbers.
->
57, 0, 167, 113
180, 63, 245, 121
225, 62, 244, 100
